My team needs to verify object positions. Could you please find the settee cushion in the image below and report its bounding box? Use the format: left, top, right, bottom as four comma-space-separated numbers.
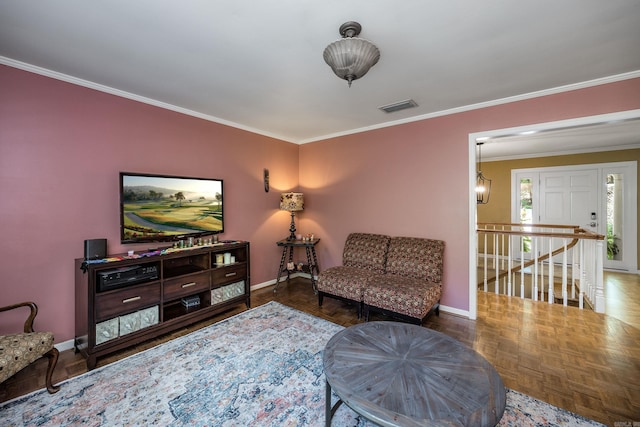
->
342, 233, 390, 274
364, 276, 441, 320
316, 266, 380, 302
0, 332, 55, 383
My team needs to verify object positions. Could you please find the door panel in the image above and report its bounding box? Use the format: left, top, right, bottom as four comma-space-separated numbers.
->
543, 191, 563, 220
539, 169, 598, 232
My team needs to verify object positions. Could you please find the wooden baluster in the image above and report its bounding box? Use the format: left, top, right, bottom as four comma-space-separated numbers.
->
540, 259, 545, 302
494, 233, 499, 294
478, 229, 482, 289
562, 239, 568, 307
579, 239, 585, 309
594, 239, 605, 313
572, 240, 577, 300
520, 235, 525, 299
500, 228, 505, 271
586, 239, 594, 305
507, 236, 512, 296
493, 233, 497, 270
483, 233, 488, 292
548, 235, 554, 304
533, 237, 538, 301
584, 239, 595, 309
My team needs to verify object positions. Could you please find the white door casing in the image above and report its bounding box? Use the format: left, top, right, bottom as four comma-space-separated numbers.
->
511, 162, 636, 270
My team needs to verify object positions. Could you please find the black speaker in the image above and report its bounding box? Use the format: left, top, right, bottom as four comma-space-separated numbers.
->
84, 238, 107, 260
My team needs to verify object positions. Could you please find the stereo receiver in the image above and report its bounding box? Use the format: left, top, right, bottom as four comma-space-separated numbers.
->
97, 264, 159, 292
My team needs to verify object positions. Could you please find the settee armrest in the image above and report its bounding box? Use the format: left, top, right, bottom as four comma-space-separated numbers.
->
0, 301, 38, 333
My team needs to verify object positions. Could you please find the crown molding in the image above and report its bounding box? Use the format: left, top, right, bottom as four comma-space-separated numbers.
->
0, 56, 296, 143
3, 56, 638, 145
299, 70, 640, 144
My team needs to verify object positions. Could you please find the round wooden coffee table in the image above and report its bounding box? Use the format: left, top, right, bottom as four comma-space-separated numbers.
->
323, 322, 506, 427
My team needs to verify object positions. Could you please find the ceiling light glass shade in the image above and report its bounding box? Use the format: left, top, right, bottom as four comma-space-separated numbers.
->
323, 22, 380, 87
323, 38, 380, 87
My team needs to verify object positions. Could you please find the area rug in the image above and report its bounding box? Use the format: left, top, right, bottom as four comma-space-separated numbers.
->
0, 301, 604, 426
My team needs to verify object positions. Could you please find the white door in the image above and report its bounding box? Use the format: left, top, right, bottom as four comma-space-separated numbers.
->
511, 169, 598, 261
539, 169, 599, 232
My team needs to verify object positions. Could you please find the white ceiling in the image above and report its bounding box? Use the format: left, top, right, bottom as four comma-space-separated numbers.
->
1, 0, 640, 154
479, 117, 640, 161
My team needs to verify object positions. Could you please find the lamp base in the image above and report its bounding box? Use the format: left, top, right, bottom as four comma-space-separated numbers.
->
287, 211, 297, 240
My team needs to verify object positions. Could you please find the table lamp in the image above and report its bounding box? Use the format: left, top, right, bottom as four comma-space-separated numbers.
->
280, 192, 304, 240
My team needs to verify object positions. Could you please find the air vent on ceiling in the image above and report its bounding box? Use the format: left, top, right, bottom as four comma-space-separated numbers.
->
378, 99, 418, 113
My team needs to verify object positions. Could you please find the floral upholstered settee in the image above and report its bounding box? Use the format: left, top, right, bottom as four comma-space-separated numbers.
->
317, 233, 444, 324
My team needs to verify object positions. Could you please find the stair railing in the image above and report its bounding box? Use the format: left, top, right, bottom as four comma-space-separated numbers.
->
476, 223, 605, 313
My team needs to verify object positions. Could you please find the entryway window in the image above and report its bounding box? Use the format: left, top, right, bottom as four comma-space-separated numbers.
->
606, 173, 623, 261
519, 178, 533, 254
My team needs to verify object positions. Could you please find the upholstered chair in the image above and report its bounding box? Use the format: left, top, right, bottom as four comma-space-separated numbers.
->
363, 237, 445, 324
317, 233, 391, 318
0, 302, 60, 393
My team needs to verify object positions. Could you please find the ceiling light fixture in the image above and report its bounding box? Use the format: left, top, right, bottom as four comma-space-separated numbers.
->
476, 142, 492, 205
323, 21, 380, 87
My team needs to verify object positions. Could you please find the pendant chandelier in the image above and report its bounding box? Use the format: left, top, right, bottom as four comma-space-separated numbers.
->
476, 142, 492, 204
323, 21, 380, 87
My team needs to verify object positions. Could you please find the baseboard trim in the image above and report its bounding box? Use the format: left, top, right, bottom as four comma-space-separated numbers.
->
439, 305, 470, 318
251, 273, 315, 291
252, 280, 472, 319
605, 268, 640, 275
55, 339, 75, 352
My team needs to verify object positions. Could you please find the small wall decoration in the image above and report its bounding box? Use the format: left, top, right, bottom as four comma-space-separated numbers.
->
263, 168, 270, 192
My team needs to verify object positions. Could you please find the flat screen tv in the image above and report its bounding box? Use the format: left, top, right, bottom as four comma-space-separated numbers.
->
120, 172, 224, 244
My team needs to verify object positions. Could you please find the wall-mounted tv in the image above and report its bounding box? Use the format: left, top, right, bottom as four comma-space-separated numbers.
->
120, 172, 224, 244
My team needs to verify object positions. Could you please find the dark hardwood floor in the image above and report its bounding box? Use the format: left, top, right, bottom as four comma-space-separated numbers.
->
1, 273, 639, 425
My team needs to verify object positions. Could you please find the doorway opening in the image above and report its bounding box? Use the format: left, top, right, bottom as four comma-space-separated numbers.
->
467, 109, 640, 320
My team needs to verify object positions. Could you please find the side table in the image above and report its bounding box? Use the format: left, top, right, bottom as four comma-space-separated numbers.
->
274, 238, 320, 293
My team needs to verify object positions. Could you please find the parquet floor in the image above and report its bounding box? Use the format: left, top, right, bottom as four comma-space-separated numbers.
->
2, 272, 639, 425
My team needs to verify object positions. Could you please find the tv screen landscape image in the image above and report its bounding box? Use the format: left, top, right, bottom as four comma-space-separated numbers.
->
120, 172, 224, 243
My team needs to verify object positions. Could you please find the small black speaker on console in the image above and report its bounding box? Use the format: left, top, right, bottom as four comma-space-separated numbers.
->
84, 238, 107, 260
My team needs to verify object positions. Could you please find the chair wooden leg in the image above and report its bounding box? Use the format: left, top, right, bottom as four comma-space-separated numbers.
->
44, 347, 60, 393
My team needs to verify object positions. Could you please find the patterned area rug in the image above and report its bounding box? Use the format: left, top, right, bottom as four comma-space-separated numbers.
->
0, 302, 604, 426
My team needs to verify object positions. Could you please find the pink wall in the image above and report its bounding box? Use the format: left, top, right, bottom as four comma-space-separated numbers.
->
0, 65, 299, 341
299, 78, 640, 312
2, 63, 639, 343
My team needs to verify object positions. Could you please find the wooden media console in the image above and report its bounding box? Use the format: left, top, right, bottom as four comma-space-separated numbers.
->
74, 241, 250, 369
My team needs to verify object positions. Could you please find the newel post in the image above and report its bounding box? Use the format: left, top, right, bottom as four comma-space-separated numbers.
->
594, 239, 605, 313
